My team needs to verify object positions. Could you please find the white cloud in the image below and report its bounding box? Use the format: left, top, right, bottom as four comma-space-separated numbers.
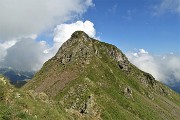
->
0, 41, 16, 62
0, 20, 97, 71
0, 0, 93, 41
45, 20, 97, 60
53, 20, 96, 43
0, 0, 94, 71
138, 49, 148, 54
153, 0, 180, 15
127, 49, 180, 85
2, 38, 51, 71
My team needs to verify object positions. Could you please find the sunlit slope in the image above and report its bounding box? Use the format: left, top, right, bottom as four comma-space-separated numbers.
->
24, 31, 180, 120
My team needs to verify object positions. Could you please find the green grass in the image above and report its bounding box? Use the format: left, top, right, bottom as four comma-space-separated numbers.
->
9, 33, 180, 119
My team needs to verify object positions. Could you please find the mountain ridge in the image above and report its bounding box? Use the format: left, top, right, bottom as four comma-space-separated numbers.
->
23, 31, 180, 119
25, 31, 159, 95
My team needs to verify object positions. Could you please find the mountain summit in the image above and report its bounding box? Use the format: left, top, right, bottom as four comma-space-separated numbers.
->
24, 31, 180, 119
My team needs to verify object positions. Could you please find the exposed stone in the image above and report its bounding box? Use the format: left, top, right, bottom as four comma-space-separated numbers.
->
54, 31, 94, 65
38, 92, 49, 102
64, 93, 101, 119
137, 71, 157, 89
107, 46, 131, 73
15, 93, 21, 98
160, 88, 168, 96
124, 87, 134, 101
0, 77, 6, 85
79, 94, 96, 115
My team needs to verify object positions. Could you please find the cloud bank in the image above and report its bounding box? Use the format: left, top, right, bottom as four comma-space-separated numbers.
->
0, 41, 16, 62
3, 38, 50, 71
0, 20, 96, 71
0, 0, 93, 41
127, 49, 180, 85
0, 0, 94, 71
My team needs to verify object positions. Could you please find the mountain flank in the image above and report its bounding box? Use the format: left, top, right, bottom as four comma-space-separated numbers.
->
23, 31, 180, 119
0, 75, 70, 119
1, 31, 179, 120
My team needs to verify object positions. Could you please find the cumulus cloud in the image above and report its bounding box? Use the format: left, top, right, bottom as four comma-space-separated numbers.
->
0, 0, 94, 71
0, 0, 93, 41
44, 20, 96, 56
2, 37, 51, 71
0, 41, 16, 62
153, 0, 180, 15
0, 20, 97, 71
53, 20, 96, 43
127, 49, 180, 85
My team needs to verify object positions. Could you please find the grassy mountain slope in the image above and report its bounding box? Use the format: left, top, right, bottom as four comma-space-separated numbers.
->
24, 31, 180, 120
0, 75, 70, 120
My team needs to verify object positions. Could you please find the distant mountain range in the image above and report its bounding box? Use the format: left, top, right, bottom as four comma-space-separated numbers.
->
166, 82, 180, 94
0, 68, 34, 87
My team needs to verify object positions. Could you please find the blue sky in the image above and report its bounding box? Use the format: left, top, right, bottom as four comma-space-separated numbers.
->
34, 0, 180, 55
81, 0, 180, 54
0, 0, 180, 92
0, 0, 180, 87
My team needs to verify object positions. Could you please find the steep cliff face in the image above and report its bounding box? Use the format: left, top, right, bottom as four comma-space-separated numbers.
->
24, 31, 180, 120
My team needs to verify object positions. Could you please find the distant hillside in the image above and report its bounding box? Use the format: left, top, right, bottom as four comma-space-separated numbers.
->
167, 82, 180, 94
0, 68, 34, 87
24, 31, 180, 120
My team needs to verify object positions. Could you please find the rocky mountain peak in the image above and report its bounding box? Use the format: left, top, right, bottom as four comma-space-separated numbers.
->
54, 31, 94, 64
23, 31, 180, 120
55, 31, 92, 58
71, 31, 90, 41
54, 31, 130, 69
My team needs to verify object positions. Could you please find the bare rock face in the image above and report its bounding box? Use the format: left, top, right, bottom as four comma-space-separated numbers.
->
124, 87, 134, 101
139, 72, 156, 87
108, 47, 130, 72
54, 31, 94, 65
54, 31, 130, 69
